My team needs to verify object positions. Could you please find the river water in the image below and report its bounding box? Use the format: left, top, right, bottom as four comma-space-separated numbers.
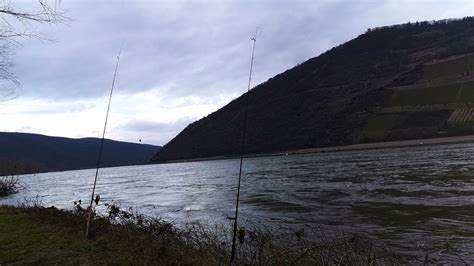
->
2, 143, 474, 262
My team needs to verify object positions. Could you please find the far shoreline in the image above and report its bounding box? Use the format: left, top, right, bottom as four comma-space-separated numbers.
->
155, 134, 474, 164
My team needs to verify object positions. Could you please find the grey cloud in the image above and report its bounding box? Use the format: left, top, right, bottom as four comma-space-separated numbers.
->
16, 126, 34, 132
6, 100, 93, 115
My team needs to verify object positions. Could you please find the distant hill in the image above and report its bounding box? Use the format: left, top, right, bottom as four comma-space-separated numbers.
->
151, 17, 474, 163
0, 132, 161, 175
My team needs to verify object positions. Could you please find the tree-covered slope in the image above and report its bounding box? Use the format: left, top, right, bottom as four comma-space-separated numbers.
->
0, 132, 161, 175
152, 18, 474, 163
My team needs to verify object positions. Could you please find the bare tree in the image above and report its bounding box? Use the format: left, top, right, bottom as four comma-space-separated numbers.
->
0, 0, 67, 101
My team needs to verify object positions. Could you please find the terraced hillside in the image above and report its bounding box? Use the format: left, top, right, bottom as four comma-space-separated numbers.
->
357, 53, 474, 142
152, 18, 474, 163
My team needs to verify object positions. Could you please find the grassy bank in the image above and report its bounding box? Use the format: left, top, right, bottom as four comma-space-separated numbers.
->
0, 205, 225, 264
0, 203, 407, 265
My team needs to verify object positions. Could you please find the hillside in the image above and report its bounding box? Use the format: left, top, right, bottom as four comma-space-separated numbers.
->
151, 17, 474, 163
0, 132, 161, 175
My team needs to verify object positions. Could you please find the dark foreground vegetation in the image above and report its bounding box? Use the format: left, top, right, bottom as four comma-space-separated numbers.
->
0, 203, 408, 265
0, 176, 21, 196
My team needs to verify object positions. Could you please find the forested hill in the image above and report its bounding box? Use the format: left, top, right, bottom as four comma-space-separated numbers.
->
152, 17, 474, 163
0, 132, 161, 175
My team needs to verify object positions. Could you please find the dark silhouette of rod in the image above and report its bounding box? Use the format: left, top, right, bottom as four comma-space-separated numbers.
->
85, 47, 123, 237
230, 27, 258, 263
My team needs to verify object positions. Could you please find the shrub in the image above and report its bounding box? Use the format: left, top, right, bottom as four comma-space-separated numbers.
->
0, 176, 22, 196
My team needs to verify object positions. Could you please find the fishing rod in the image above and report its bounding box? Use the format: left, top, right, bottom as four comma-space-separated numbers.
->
85, 45, 123, 237
230, 27, 258, 263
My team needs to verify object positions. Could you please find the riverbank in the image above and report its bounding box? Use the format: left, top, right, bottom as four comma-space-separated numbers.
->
0, 204, 401, 264
158, 134, 474, 164
0, 205, 223, 264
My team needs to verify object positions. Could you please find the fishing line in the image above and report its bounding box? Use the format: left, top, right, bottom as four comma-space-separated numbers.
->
230, 27, 258, 263
85, 44, 124, 237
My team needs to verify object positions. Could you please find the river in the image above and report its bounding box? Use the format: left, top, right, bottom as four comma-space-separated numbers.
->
2, 142, 474, 262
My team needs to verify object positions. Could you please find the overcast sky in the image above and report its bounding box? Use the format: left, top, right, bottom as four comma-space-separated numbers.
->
0, 0, 472, 146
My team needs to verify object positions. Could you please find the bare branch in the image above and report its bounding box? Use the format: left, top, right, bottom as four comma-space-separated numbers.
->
0, 0, 69, 101
0, 0, 67, 24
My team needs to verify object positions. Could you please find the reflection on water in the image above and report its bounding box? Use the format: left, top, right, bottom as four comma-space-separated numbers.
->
3, 142, 474, 262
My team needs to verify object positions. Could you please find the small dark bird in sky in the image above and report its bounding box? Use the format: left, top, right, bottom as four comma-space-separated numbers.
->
139, 139, 142, 142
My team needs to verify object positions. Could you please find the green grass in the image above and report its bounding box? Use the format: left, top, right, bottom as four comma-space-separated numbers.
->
0, 205, 223, 265
0, 207, 104, 264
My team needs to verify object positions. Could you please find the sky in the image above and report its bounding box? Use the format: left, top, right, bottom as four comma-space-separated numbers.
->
0, 0, 473, 146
